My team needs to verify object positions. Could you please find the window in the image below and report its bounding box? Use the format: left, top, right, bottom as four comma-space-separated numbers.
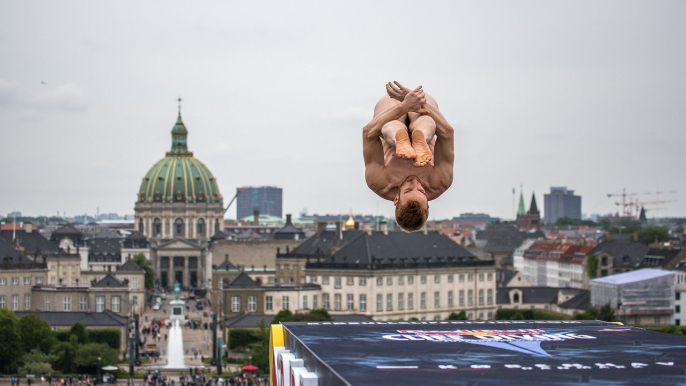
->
459, 274, 465, 282
408, 293, 414, 310
322, 276, 330, 285
334, 294, 342, 311
377, 294, 383, 312
421, 276, 427, 284
677, 305, 681, 314
448, 275, 454, 283
0, 295, 5, 308
468, 290, 473, 306
231, 296, 241, 312
24, 294, 30, 310
359, 294, 367, 312
488, 312, 493, 320
377, 277, 383, 286
72, 278, 78, 286
655, 316, 661, 324
196, 219, 205, 236
399, 276, 404, 285
601, 256, 608, 266
398, 293, 404, 310
303, 295, 308, 309
478, 312, 484, 320
334, 277, 342, 289
359, 277, 367, 286
175, 218, 185, 236
248, 296, 257, 312
313, 295, 318, 309
282, 296, 290, 310
323, 294, 330, 309
51, 277, 56, 285
132, 277, 139, 289
80, 296, 87, 311
64, 296, 72, 311
24, 277, 31, 285
279, 278, 285, 284
420, 292, 426, 309
0, 278, 6, 285
36, 277, 43, 284
96, 296, 104, 312
468, 274, 473, 282
112, 296, 121, 313
310, 276, 317, 283
434, 275, 440, 283
11, 277, 19, 286
408, 276, 414, 284
434, 292, 440, 308
448, 291, 453, 307
479, 273, 484, 282
459, 290, 465, 307
347, 277, 354, 286
45, 297, 50, 311
300, 277, 305, 284
478, 289, 484, 306
487, 289, 493, 305
12, 295, 18, 310
387, 294, 393, 311
677, 293, 681, 301
266, 296, 273, 311
387, 277, 393, 285
347, 294, 354, 310
487, 273, 493, 281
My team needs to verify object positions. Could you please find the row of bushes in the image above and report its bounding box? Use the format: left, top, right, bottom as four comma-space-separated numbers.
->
55, 329, 121, 350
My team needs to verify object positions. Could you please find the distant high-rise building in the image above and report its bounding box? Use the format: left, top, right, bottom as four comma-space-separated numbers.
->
236, 186, 283, 220
544, 187, 582, 224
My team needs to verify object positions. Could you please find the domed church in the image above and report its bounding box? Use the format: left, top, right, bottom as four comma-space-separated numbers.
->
134, 104, 224, 289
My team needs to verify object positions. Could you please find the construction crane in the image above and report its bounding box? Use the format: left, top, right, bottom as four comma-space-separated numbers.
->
607, 189, 641, 217
609, 189, 678, 217
223, 188, 244, 217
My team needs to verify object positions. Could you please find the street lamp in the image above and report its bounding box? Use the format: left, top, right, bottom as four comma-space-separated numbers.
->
97, 357, 101, 383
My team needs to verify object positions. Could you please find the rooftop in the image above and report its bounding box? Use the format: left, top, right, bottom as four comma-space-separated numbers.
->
591, 268, 674, 285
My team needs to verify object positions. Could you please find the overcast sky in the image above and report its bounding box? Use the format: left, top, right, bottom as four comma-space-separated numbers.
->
1, 1, 684, 221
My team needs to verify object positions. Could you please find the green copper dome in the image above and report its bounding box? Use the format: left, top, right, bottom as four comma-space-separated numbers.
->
138, 112, 222, 204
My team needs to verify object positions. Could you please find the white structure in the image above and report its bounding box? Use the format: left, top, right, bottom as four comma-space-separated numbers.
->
591, 269, 675, 327
673, 271, 686, 326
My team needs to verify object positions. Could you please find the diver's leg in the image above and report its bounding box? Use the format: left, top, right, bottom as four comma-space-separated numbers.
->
375, 96, 415, 159
407, 94, 438, 167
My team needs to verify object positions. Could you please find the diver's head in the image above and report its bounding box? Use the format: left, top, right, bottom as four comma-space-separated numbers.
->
394, 176, 429, 232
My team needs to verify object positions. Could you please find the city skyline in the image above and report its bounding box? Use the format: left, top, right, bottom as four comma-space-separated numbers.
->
1, 2, 685, 220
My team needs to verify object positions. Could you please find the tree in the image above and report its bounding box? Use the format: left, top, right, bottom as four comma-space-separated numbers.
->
74, 342, 119, 374
586, 255, 598, 279
271, 310, 294, 324
248, 319, 269, 372
0, 309, 23, 374
447, 311, 467, 320
132, 253, 155, 289
19, 351, 54, 376
554, 217, 597, 227
51, 337, 78, 374
19, 312, 57, 354
70, 322, 89, 344
307, 308, 333, 321
638, 226, 670, 245
573, 305, 615, 322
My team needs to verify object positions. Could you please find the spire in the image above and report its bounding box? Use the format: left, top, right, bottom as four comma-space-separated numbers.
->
529, 193, 539, 214
638, 206, 647, 223
517, 191, 526, 217
168, 98, 192, 155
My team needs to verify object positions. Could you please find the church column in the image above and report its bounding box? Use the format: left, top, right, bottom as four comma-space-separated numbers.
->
184, 257, 189, 288
168, 264, 174, 289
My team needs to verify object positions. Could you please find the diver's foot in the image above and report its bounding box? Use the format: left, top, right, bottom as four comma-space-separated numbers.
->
395, 129, 416, 159
412, 130, 433, 167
